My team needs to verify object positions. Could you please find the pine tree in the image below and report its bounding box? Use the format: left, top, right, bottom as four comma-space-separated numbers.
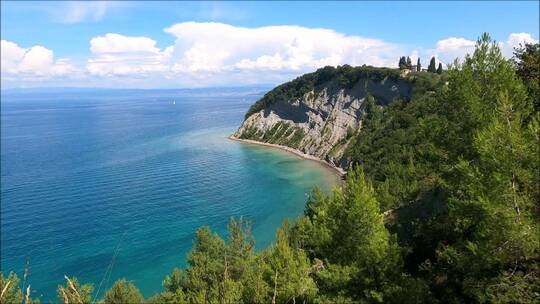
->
227, 217, 255, 281
218, 218, 253, 304
513, 42, 540, 112
294, 168, 415, 302
103, 279, 144, 304
148, 268, 187, 304
328, 168, 393, 264
184, 226, 226, 303
163, 268, 187, 294
241, 255, 270, 304
428, 56, 437, 72
429, 32, 539, 302
417, 58, 421, 71
268, 222, 317, 304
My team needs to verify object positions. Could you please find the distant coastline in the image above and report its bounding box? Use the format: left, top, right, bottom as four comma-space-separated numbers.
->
228, 134, 347, 178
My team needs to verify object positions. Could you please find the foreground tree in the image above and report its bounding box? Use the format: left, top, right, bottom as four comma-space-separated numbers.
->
146, 268, 187, 303
182, 226, 226, 303
268, 223, 317, 304
0, 272, 23, 304
513, 42, 540, 112
425, 32, 540, 302
102, 279, 144, 304
293, 168, 431, 302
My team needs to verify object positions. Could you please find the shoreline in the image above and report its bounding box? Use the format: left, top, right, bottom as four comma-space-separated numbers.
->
228, 135, 347, 178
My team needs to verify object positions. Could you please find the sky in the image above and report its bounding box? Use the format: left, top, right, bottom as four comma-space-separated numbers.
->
1, 1, 539, 89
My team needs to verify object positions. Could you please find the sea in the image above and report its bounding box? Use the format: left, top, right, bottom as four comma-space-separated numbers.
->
0, 88, 339, 301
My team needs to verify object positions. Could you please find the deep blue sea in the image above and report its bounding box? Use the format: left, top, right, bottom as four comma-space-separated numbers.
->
0, 88, 338, 301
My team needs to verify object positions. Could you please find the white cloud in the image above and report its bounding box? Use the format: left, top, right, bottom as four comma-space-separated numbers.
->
1, 40, 27, 74
433, 37, 476, 64
18, 46, 54, 73
1, 40, 76, 77
429, 33, 539, 66
503, 32, 538, 57
81, 22, 403, 86
3, 25, 538, 88
89, 33, 161, 54
164, 22, 400, 74
86, 33, 172, 76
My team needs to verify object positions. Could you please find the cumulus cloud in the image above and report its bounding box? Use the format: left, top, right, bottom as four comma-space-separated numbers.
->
164, 22, 401, 74
1, 40, 76, 77
86, 33, 172, 76
81, 22, 403, 86
81, 27, 536, 87
433, 37, 476, 64
2, 23, 538, 88
429, 33, 538, 66
503, 32, 538, 57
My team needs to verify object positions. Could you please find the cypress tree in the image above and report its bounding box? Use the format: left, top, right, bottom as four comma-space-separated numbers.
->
428, 56, 436, 72
398, 56, 406, 69
416, 58, 421, 71
406, 56, 412, 69
436, 62, 443, 74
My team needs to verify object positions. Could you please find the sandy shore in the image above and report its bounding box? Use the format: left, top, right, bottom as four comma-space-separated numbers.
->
229, 135, 347, 178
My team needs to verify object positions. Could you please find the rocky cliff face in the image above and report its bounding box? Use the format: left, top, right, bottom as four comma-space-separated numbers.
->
233, 68, 414, 169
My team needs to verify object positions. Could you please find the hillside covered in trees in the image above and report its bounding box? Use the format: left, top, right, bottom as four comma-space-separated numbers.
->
1, 34, 539, 303
233, 53, 448, 170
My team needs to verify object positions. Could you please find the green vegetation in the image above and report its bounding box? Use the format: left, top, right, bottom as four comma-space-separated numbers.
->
399, 56, 413, 70
0, 272, 23, 304
239, 121, 306, 149
57, 276, 93, 304
287, 128, 306, 149
102, 279, 144, 304
244, 64, 403, 119
1, 34, 538, 303
513, 42, 540, 112
427, 56, 437, 72
344, 33, 539, 302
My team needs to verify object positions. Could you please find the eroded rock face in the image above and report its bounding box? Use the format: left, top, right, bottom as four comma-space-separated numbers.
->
234, 77, 413, 167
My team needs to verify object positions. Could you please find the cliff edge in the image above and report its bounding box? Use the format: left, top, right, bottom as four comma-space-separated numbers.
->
232, 65, 416, 171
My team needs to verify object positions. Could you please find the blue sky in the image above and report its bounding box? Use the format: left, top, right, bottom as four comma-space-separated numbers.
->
1, 1, 538, 88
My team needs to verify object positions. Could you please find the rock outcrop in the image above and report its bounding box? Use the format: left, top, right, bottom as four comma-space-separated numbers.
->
232, 66, 414, 171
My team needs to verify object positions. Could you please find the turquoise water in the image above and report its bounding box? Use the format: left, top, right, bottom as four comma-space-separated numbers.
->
0, 89, 338, 300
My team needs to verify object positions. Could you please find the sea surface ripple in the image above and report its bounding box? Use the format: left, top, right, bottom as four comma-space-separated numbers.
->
0, 89, 338, 300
